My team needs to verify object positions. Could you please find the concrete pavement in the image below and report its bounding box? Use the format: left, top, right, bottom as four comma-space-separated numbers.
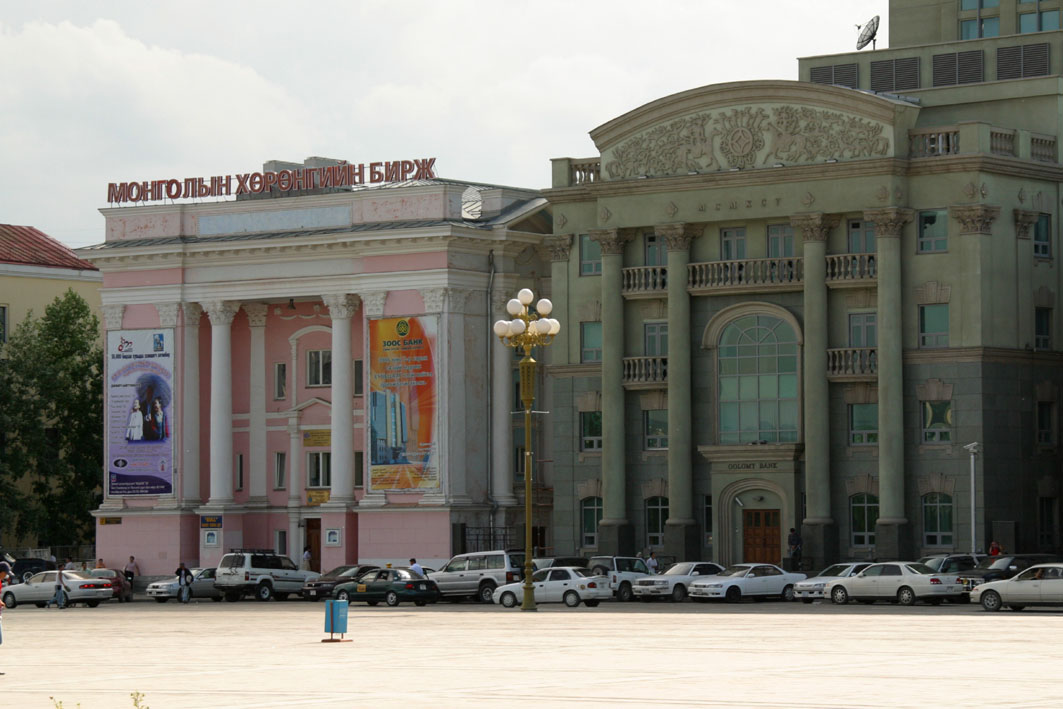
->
2, 597, 1061, 708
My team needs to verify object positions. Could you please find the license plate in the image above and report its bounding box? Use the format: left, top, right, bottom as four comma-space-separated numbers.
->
308, 590, 316, 597
419, 583, 426, 590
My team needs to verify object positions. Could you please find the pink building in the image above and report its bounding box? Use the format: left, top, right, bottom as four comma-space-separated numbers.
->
82, 162, 550, 574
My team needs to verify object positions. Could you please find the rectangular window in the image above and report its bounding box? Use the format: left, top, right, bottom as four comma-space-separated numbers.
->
307, 350, 332, 387
580, 411, 602, 451
721, 227, 746, 260
849, 313, 877, 348
580, 233, 602, 276
1037, 401, 1055, 445
354, 359, 364, 397
848, 220, 876, 254
307, 451, 331, 488
582, 498, 603, 548
644, 322, 668, 357
274, 451, 286, 489
849, 403, 879, 445
580, 321, 602, 363
274, 362, 287, 400
767, 224, 794, 257
922, 400, 952, 444
644, 232, 665, 266
917, 210, 948, 253
1034, 214, 1051, 258
275, 529, 288, 556
1020, 10, 1060, 33
355, 450, 364, 488
235, 453, 244, 491
643, 409, 668, 450
961, 0, 997, 9
919, 304, 949, 348
1036, 307, 1052, 350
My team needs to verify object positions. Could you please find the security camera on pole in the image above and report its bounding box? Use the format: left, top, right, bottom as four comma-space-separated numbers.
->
963, 442, 979, 554
493, 288, 560, 611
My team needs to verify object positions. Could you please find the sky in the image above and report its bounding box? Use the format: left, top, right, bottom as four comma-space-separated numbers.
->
0, 1, 889, 249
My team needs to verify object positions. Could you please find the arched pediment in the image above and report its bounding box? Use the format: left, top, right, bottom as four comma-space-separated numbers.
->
591, 80, 917, 180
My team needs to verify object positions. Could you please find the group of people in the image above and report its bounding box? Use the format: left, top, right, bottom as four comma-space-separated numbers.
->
125, 397, 168, 442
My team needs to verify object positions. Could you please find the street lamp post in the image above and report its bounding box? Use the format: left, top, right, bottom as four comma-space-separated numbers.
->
964, 442, 979, 554
493, 288, 560, 612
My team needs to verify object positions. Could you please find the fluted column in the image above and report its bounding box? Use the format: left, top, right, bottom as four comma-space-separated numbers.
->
590, 228, 634, 553
203, 300, 240, 506
244, 303, 269, 502
181, 303, 202, 504
322, 293, 360, 504
865, 208, 913, 558
491, 288, 517, 506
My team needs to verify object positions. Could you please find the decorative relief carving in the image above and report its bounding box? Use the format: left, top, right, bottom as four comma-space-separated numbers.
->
1014, 209, 1040, 240
950, 205, 1000, 235
320, 294, 360, 320
576, 300, 602, 321
641, 477, 669, 500
1018, 187, 1027, 204
101, 304, 125, 330
575, 391, 602, 412
844, 290, 875, 309
576, 478, 603, 500
875, 185, 890, 202
545, 234, 574, 262
242, 303, 269, 327
604, 104, 890, 179
361, 292, 388, 318
588, 228, 632, 256
639, 391, 667, 410
599, 206, 612, 224
556, 213, 568, 229
201, 300, 240, 326
845, 473, 879, 497
665, 201, 679, 218
915, 378, 953, 401
801, 192, 816, 208
790, 213, 839, 242
420, 288, 445, 313
274, 304, 326, 321
863, 208, 913, 238
182, 302, 203, 327
916, 281, 951, 304
843, 383, 878, 405
655, 223, 700, 252
155, 302, 180, 328
916, 472, 956, 497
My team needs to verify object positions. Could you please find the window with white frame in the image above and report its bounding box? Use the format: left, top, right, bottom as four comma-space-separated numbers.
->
274, 451, 286, 489
921, 400, 952, 443
644, 322, 667, 357
580, 411, 602, 451
580, 322, 602, 363
644, 231, 665, 266
922, 492, 953, 546
847, 219, 876, 254
721, 227, 746, 260
850, 493, 879, 546
581, 496, 603, 548
643, 409, 668, 450
235, 454, 244, 491
767, 224, 794, 257
645, 496, 669, 548
274, 362, 287, 400
1034, 214, 1052, 258
1037, 401, 1055, 445
1020, 9, 1061, 33
307, 349, 332, 387
580, 233, 602, 275
307, 451, 331, 488
849, 403, 878, 445
917, 210, 948, 253
1036, 307, 1052, 350
919, 304, 949, 348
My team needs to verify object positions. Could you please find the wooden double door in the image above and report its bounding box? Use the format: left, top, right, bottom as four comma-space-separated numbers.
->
742, 509, 780, 563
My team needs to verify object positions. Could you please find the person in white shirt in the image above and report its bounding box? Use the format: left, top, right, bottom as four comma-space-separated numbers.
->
63, 558, 75, 571
646, 551, 659, 574
301, 546, 312, 571
409, 558, 424, 577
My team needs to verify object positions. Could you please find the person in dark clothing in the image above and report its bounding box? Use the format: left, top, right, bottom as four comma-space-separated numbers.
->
175, 563, 194, 603
787, 528, 803, 568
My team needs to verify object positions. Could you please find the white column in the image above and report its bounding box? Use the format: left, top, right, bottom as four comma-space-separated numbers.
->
491, 288, 516, 506
244, 303, 269, 502
181, 303, 202, 504
203, 300, 239, 506
287, 419, 302, 559
359, 291, 388, 507
322, 293, 360, 503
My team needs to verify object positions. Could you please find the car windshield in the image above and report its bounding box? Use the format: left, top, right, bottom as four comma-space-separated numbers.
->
531, 569, 549, 582
616, 558, 649, 574
815, 564, 853, 578
905, 563, 936, 574
916, 557, 944, 571
664, 563, 694, 576
718, 566, 751, 577
974, 557, 1012, 570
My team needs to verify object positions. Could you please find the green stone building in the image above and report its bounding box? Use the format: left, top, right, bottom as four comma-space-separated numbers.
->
542, 0, 1063, 569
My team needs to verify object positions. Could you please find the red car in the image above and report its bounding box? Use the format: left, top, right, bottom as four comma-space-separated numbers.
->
89, 568, 134, 602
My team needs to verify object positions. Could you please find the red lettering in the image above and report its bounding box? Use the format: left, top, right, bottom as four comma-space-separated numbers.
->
384, 161, 400, 182
369, 162, 384, 183
248, 172, 264, 193
414, 158, 436, 179
165, 179, 181, 199
319, 167, 334, 188
107, 183, 129, 203
334, 165, 351, 187
350, 163, 365, 184
235, 173, 252, 194
401, 160, 415, 180
293, 168, 310, 190
197, 178, 210, 197
263, 171, 278, 192
276, 170, 292, 191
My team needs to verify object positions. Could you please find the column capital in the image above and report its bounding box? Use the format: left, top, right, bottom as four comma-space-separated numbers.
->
420, 287, 445, 313
655, 223, 700, 252
242, 303, 269, 327
100, 304, 125, 330
182, 302, 203, 326
790, 213, 840, 242
863, 208, 914, 239
360, 291, 387, 318
155, 302, 181, 328
321, 293, 361, 320
202, 300, 240, 326
588, 228, 633, 255
545, 234, 574, 261
950, 204, 1000, 235
1014, 208, 1040, 239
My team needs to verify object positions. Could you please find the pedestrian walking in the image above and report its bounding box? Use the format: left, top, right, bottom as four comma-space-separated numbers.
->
175, 562, 194, 603
0, 560, 12, 672
124, 556, 141, 585
409, 558, 424, 576
646, 551, 659, 574
50, 567, 67, 609
788, 528, 803, 569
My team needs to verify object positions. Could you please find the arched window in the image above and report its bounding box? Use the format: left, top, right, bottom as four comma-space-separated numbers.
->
645, 496, 669, 548
923, 492, 953, 546
580, 497, 603, 548
718, 315, 799, 443
850, 493, 879, 546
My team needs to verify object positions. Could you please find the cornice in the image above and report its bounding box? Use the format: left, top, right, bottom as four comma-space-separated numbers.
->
907, 154, 1063, 181
546, 363, 602, 378
903, 346, 1063, 366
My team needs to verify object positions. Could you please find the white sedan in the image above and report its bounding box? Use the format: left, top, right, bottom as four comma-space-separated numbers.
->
689, 563, 806, 603
633, 561, 724, 602
492, 567, 611, 608
972, 563, 1063, 611
1, 570, 114, 608
793, 562, 874, 603
825, 562, 962, 606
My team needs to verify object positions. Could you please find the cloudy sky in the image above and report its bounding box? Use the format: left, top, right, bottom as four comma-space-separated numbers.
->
1, 1, 888, 249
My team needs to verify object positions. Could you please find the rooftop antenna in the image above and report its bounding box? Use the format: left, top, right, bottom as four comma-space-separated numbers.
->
856, 15, 880, 50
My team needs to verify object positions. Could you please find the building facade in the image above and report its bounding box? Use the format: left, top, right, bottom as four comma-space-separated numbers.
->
82, 164, 550, 574
545, 3, 1063, 569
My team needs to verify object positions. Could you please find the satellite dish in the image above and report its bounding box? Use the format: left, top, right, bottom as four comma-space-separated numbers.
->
856, 15, 880, 50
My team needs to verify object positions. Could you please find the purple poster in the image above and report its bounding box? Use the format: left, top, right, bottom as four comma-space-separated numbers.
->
106, 329, 175, 496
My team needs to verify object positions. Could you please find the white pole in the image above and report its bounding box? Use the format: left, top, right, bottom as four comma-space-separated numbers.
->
966, 442, 979, 554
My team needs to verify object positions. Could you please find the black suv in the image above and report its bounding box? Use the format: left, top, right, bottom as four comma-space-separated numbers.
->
957, 553, 1063, 591
2, 551, 56, 584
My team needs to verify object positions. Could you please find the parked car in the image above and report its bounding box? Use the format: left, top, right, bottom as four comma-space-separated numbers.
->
1, 551, 56, 584
825, 561, 961, 605
916, 553, 984, 574
214, 549, 319, 602
586, 556, 651, 602
146, 568, 223, 602
89, 568, 134, 602
302, 564, 380, 601
690, 563, 805, 602
972, 563, 1063, 611
792, 562, 873, 603
334, 567, 439, 606
956, 554, 1062, 592
428, 550, 527, 603
493, 567, 611, 608
0, 570, 113, 608
532, 556, 588, 570
632, 561, 724, 602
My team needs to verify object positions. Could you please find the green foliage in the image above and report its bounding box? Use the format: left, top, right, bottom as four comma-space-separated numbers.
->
0, 289, 103, 546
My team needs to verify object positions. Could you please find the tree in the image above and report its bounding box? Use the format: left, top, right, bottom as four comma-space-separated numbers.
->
0, 289, 103, 547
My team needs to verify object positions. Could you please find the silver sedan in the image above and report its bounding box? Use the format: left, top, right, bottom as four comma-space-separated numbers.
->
793, 562, 873, 602
1, 571, 113, 608
146, 568, 223, 602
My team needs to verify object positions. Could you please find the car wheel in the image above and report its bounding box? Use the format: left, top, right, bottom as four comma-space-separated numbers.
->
781, 585, 795, 602
617, 582, 633, 602
385, 591, 400, 607
830, 586, 849, 605
897, 586, 916, 606
414, 600, 427, 607
477, 582, 496, 604
86, 601, 100, 608
255, 583, 273, 602
671, 584, 687, 602
500, 592, 518, 608
1008, 604, 1025, 611
155, 597, 169, 603
584, 600, 600, 607
725, 586, 742, 603
224, 592, 241, 603
2, 591, 16, 609
563, 591, 581, 608
275, 592, 289, 601
336, 589, 350, 603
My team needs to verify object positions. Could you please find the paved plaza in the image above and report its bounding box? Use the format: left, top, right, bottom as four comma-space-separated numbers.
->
2, 598, 1061, 708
